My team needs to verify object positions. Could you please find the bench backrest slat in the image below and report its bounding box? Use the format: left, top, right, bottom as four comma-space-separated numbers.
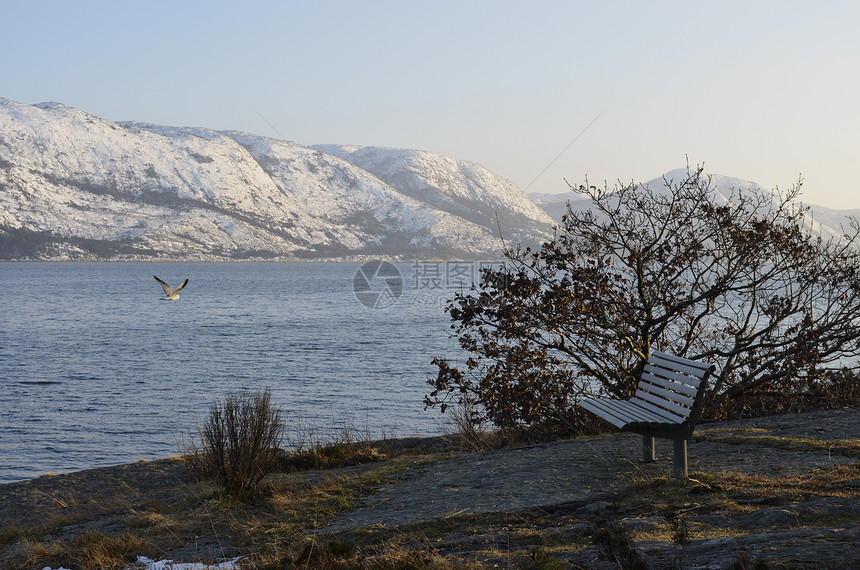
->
645, 358, 706, 383
634, 351, 715, 423
640, 371, 699, 398
642, 367, 702, 394
635, 389, 693, 418
650, 350, 714, 374
638, 381, 696, 408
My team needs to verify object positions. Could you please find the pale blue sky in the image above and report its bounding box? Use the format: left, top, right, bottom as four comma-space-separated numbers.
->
3, 1, 859, 208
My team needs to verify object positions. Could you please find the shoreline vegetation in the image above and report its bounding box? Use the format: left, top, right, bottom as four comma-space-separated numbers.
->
2, 407, 860, 569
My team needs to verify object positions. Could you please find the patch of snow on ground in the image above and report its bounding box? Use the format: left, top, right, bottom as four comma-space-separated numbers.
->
129, 557, 244, 569
41, 556, 245, 570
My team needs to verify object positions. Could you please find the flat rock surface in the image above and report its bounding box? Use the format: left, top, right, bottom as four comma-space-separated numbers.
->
323, 408, 860, 531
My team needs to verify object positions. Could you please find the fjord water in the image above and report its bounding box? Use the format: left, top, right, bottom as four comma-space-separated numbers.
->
0, 262, 459, 484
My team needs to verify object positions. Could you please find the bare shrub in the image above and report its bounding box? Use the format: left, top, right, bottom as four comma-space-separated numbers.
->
447, 395, 596, 452
185, 389, 284, 499
446, 396, 501, 452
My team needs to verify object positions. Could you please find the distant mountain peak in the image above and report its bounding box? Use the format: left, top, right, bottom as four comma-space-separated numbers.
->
529, 168, 854, 240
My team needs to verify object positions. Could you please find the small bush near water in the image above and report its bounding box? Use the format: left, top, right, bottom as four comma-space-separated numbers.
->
185, 389, 284, 499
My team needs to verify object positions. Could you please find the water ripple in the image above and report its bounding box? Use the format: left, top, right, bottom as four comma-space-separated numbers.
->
0, 262, 459, 484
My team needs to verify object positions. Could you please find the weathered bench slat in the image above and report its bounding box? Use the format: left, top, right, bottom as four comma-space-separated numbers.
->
577, 350, 716, 479
635, 388, 693, 417
627, 397, 687, 424
644, 365, 705, 389
577, 400, 632, 428
650, 351, 713, 375
579, 398, 676, 428
582, 398, 676, 427
637, 380, 697, 407
641, 369, 701, 396
581, 395, 684, 427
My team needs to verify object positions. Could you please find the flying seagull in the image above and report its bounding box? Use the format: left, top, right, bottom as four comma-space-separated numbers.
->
154, 275, 189, 300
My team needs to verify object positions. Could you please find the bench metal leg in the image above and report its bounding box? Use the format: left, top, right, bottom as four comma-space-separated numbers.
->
642, 435, 656, 462
672, 439, 688, 479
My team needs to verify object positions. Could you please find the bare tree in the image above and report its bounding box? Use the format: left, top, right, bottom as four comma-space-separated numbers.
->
426, 167, 860, 432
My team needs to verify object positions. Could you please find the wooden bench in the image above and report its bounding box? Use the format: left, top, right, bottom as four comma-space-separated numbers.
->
577, 350, 715, 479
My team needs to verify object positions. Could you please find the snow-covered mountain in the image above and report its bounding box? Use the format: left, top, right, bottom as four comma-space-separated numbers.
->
530, 168, 860, 240
311, 144, 551, 243
0, 98, 554, 260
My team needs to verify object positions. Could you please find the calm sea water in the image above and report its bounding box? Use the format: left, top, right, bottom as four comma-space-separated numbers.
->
0, 262, 464, 484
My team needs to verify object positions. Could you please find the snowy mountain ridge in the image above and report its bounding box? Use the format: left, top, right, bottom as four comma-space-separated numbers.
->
530, 168, 860, 240
3, 97, 853, 261
0, 98, 554, 260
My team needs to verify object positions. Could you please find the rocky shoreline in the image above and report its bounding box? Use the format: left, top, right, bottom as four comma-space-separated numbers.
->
2, 408, 860, 568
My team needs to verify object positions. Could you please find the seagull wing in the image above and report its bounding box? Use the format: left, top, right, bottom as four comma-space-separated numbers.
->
174, 279, 189, 293
154, 275, 173, 295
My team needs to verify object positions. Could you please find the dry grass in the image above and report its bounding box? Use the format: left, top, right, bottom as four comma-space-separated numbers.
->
20, 530, 149, 570
3, 418, 860, 568
698, 431, 860, 458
